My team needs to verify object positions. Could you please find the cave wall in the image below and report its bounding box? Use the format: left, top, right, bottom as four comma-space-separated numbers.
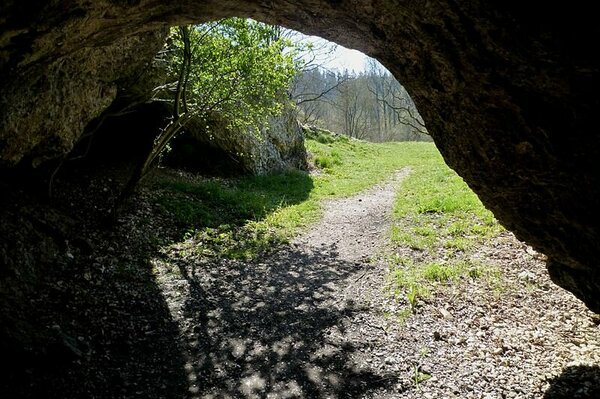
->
0, 17, 168, 166
0, 1, 598, 311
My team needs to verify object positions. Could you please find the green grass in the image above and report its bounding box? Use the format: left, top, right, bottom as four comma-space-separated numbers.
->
157, 170, 315, 259
156, 130, 424, 259
160, 171, 313, 227
155, 128, 506, 319
387, 144, 504, 314
305, 134, 431, 198
389, 254, 498, 311
156, 127, 503, 291
390, 145, 503, 252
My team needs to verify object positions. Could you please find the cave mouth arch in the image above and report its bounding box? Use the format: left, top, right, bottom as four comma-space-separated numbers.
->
0, 1, 598, 312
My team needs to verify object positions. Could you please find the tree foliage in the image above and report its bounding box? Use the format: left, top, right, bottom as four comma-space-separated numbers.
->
165, 19, 298, 131
117, 18, 300, 205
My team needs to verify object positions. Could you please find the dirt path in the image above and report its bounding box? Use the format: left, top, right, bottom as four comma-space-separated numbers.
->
154, 169, 410, 398
297, 168, 409, 262
154, 168, 600, 399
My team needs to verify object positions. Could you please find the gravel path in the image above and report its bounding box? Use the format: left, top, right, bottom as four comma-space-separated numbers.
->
154, 169, 600, 398
296, 169, 410, 262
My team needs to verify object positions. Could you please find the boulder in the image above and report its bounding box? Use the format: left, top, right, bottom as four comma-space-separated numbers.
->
167, 103, 308, 175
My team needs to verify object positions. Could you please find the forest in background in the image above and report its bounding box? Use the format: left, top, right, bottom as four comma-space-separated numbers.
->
292, 60, 430, 142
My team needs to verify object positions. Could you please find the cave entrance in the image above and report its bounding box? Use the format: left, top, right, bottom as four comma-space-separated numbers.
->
3, 3, 599, 314
1, 2, 599, 398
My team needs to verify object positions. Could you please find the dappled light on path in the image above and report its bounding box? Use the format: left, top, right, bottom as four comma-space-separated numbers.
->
153, 170, 410, 397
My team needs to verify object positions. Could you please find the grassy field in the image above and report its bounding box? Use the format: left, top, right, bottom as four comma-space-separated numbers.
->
156, 132, 422, 259
155, 130, 502, 275
390, 146, 501, 251
387, 143, 504, 316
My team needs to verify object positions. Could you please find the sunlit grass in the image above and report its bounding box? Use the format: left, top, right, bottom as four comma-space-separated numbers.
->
389, 253, 499, 312
156, 128, 503, 269
157, 130, 426, 259
390, 146, 503, 253
387, 144, 504, 314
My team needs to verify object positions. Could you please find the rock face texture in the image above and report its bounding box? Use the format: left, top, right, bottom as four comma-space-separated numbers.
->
0, 21, 168, 166
166, 104, 308, 175
0, 1, 598, 311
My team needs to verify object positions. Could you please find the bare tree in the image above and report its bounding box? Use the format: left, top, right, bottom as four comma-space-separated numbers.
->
287, 32, 428, 142
334, 72, 370, 139
367, 68, 428, 139
293, 69, 348, 125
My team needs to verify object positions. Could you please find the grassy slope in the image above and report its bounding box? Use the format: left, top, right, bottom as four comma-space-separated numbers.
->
156, 134, 421, 259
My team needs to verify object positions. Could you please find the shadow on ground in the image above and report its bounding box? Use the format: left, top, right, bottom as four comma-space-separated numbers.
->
0, 177, 189, 398
543, 365, 600, 399
163, 240, 399, 398
0, 160, 397, 398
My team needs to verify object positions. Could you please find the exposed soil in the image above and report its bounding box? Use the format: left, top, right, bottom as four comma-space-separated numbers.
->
2, 167, 599, 398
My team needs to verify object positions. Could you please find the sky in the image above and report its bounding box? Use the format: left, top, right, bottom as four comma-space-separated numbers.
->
322, 44, 371, 73
291, 32, 374, 73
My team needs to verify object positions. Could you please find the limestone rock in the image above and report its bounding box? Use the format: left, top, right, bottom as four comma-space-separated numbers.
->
77, 42, 307, 176
168, 104, 308, 175
0, 25, 168, 166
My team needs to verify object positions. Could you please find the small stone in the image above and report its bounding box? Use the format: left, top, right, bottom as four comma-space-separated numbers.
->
438, 307, 453, 319
518, 271, 536, 281
492, 347, 504, 355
